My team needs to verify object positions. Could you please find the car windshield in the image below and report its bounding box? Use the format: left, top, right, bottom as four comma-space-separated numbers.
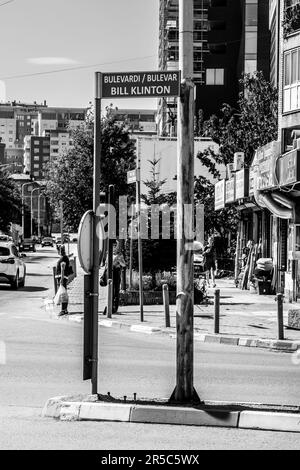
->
0, 247, 10, 256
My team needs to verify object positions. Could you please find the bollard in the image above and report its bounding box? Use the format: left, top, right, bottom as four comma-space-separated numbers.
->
276, 293, 284, 340
214, 289, 220, 334
107, 279, 113, 319
163, 284, 170, 328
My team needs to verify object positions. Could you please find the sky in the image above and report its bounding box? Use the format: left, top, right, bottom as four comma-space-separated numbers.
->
0, 0, 159, 110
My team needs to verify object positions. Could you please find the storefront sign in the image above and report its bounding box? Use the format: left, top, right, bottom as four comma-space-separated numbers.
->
225, 177, 235, 204
249, 158, 258, 196
256, 141, 280, 190
235, 168, 249, 199
101, 71, 181, 98
214, 179, 225, 210
278, 149, 300, 186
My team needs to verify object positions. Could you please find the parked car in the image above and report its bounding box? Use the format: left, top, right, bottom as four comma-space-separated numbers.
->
19, 238, 36, 252
41, 237, 54, 248
0, 241, 26, 289
0, 235, 13, 242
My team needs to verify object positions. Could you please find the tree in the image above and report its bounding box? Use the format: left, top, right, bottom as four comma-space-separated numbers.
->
128, 158, 177, 286
199, 71, 278, 166
0, 171, 21, 233
195, 71, 278, 245
45, 107, 136, 232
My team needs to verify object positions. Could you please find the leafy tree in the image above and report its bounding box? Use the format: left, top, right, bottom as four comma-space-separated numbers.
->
128, 158, 177, 286
0, 170, 21, 233
198, 71, 278, 166
45, 107, 136, 232
195, 71, 278, 247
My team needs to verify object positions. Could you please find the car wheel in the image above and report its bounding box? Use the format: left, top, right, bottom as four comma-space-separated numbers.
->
11, 272, 19, 290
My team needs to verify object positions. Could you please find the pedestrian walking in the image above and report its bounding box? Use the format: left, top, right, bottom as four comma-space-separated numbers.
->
55, 245, 70, 316
203, 235, 216, 288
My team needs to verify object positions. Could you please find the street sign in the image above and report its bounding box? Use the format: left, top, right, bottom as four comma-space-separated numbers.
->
101, 71, 181, 98
127, 168, 140, 184
78, 210, 106, 273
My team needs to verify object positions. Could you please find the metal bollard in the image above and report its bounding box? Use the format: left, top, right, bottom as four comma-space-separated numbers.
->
107, 279, 113, 319
276, 293, 284, 340
214, 289, 220, 334
163, 284, 170, 328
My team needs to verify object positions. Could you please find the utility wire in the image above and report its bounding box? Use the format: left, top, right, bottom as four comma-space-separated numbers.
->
0, 0, 15, 7
0, 55, 157, 81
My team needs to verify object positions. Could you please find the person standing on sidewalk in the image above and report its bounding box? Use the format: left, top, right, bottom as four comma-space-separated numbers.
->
101, 241, 126, 314
112, 241, 126, 313
56, 245, 70, 316
203, 235, 216, 288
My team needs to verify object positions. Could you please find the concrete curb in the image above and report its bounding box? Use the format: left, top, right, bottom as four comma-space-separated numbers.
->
42, 397, 300, 433
42, 298, 300, 353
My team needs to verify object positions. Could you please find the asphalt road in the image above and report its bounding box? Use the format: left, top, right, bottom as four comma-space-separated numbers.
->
0, 246, 299, 450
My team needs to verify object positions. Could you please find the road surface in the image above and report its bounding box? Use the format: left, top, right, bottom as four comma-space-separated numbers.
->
0, 246, 299, 449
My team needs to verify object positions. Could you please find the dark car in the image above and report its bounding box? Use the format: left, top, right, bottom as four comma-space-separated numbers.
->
41, 237, 54, 247
19, 238, 36, 252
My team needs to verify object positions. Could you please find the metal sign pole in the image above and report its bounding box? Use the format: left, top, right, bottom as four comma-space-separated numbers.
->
136, 143, 144, 322
91, 72, 102, 395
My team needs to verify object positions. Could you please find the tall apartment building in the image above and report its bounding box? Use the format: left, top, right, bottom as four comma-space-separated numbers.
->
109, 108, 157, 135
38, 107, 85, 136
0, 102, 86, 175
158, 0, 270, 135
44, 129, 74, 163
24, 135, 51, 179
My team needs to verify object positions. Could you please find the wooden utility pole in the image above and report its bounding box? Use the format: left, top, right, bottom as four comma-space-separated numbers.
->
170, 0, 200, 404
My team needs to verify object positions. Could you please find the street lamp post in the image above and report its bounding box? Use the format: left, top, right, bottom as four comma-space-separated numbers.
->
38, 193, 44, 239
21, 182, 34, 238
30, 187, 40, 237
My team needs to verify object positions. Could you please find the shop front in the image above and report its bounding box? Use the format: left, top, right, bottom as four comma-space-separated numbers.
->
214, 142, 300, 301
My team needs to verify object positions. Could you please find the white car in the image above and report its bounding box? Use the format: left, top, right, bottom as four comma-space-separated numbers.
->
0, 241, 26, 289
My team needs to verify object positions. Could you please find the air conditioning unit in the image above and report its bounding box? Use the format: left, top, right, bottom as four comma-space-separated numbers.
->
293, 138, 300, 149
226, 163, 234, 179
234, 152, 244, 171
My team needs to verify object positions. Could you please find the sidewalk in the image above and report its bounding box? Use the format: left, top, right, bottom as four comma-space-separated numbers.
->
45, 264, 300, 352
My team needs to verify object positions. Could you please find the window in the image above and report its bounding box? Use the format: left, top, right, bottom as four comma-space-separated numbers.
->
245, 31, 257, 56
283, 47, 300, 112
206, 68, 224, 85
245, 4, 258, 27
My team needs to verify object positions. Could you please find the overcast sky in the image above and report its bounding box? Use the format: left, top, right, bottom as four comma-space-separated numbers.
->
0, 0, 159, 109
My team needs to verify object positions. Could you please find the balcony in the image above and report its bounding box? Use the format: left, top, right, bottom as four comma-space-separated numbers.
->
283, 3, 300, 38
